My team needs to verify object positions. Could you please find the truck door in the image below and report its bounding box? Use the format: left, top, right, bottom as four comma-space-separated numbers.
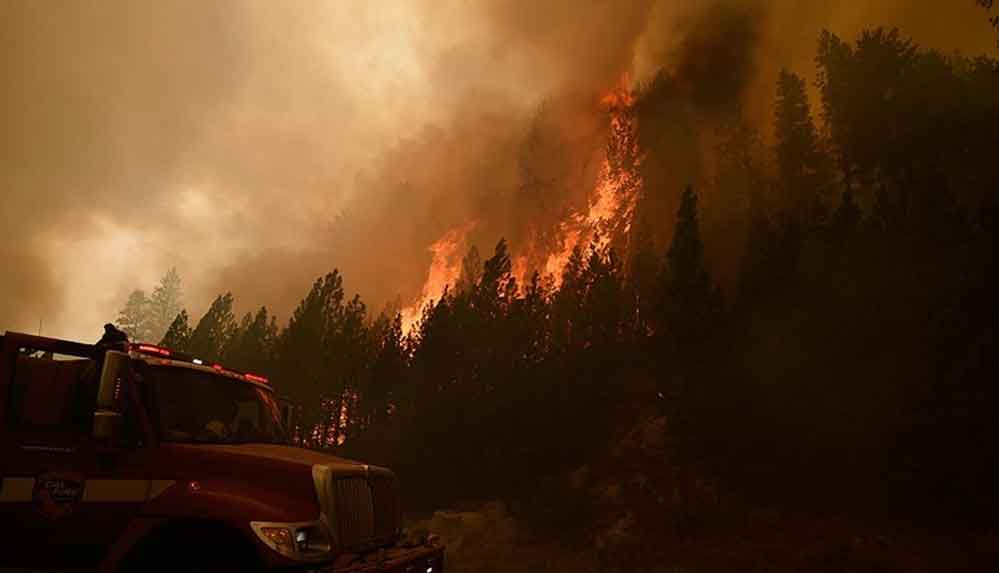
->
0, 336, 151, 569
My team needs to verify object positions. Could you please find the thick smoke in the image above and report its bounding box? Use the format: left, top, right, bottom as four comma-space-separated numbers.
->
1, 1, 249, 337
0, 1, 993, 339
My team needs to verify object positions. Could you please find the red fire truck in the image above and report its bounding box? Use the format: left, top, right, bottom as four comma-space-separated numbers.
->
0, 328, 444, 572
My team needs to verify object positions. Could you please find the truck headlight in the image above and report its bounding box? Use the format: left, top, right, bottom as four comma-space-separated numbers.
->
293, 524, 332, 553
251, 520, 332, 562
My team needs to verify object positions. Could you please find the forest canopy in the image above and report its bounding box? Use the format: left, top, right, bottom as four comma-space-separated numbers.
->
121, 26, 999, 538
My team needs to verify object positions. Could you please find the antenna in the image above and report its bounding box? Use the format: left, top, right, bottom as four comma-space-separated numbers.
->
38, 319, 42, 336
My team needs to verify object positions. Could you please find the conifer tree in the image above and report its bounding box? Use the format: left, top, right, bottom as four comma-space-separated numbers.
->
224, 306, 277, 375
277, 272, 346, 447
160, 310, 192, 351
775, 69, 831, 221
362, 311, 405, 436
476, 239, 515, 316
659, 186, 722, 348
116, 290, 152, 341
148, 268, 183, 343
456, 246, 482, 294
626, 224, 659, 336
187, 293, 237, 363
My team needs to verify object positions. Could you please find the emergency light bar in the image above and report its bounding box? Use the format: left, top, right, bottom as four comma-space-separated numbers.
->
135, 343, 170, 357
244, 373, 269, 384
130, 343, 270, 384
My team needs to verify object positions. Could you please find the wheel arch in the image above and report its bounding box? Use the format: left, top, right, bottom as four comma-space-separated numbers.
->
115, 518, 263, 573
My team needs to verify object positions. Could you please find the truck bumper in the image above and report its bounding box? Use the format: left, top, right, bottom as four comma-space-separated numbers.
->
319, 545, 444, 573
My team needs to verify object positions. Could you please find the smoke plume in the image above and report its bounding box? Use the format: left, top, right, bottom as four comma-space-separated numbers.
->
0, 0, 993, 339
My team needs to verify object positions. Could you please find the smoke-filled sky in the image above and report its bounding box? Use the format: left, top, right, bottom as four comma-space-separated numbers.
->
1, 0, 994, 341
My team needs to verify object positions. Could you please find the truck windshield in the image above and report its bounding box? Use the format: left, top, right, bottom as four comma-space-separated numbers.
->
144, 365, 286, 444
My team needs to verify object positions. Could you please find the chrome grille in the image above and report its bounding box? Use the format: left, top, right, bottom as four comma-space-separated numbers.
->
371, 476, 400, 539
334, 476, 374, 548
313, 466, 402, 550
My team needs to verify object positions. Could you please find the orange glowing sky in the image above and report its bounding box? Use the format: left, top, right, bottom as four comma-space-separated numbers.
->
1, 1, 993, 341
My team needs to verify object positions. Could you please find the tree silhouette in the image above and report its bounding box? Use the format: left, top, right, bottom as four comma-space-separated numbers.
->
626, 224, 659, 336
775, 69, 831, 222
224, 306, 278, 375
277, 272, 346, 447
357, 311, 405, 444
657, 185, 724, 533
187, 293, 237, 363
116, 290, 152, 341
148, 268, 183, 343
659, 186, 722, 349
160, 310, 192, 351
456, 245, 482, 294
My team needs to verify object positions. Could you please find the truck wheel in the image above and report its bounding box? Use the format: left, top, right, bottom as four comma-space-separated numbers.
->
120, 521, 262, 573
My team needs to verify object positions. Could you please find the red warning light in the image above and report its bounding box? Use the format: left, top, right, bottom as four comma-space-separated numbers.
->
244, 373, 269, 384
135, 344, 171, 357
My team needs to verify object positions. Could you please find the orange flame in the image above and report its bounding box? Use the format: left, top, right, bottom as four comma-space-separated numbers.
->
537, 75, 642, 289
599, 73, 636, 109
400, 220, 477, 335
511, 252, 531, 289
404, 74, 642, 322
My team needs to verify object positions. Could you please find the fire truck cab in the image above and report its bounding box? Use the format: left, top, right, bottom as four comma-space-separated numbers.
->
0, 330, 443, 572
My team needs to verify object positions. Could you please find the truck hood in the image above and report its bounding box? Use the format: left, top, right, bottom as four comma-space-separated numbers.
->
190, 443, 370, 470
145, 442, 402, 546
146, 442, 378, 522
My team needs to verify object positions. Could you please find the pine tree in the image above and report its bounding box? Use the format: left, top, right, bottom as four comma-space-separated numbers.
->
818, 28, 918, 188
551, 246, 587, 353
160, 310, 192, 351
477, 239, 515, 315
456, 245, 482, 294
626, 224, 659, 336
363, 311, 405, 436
580, 245, 624, 347
659, 186, 722, 348
116, 290, 152, 341
277, 272, 346, 447
224, 306, 278, 375
188, 293, 237, 363
775, 69, 831, 221
658, 185, 723, 535
148, 268, 183, 343
817, 30, 857, 187
327, 294, 370, 445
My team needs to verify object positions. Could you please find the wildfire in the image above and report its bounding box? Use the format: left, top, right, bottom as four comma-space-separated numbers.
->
534, 75, 643, 289
400, 220, 477, 334
600, 73, 636, 110
403, 74, 642, 331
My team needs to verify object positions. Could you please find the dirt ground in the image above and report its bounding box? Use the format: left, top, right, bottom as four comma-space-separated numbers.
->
409, 502, 999, 573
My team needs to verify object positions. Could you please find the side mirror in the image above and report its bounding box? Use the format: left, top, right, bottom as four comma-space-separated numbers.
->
93, 350, 128, 443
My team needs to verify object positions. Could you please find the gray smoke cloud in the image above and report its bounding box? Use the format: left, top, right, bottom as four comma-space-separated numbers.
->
1, 0, 993, 340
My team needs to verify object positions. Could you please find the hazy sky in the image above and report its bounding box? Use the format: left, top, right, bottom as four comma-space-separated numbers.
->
1, 1, 994, 341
